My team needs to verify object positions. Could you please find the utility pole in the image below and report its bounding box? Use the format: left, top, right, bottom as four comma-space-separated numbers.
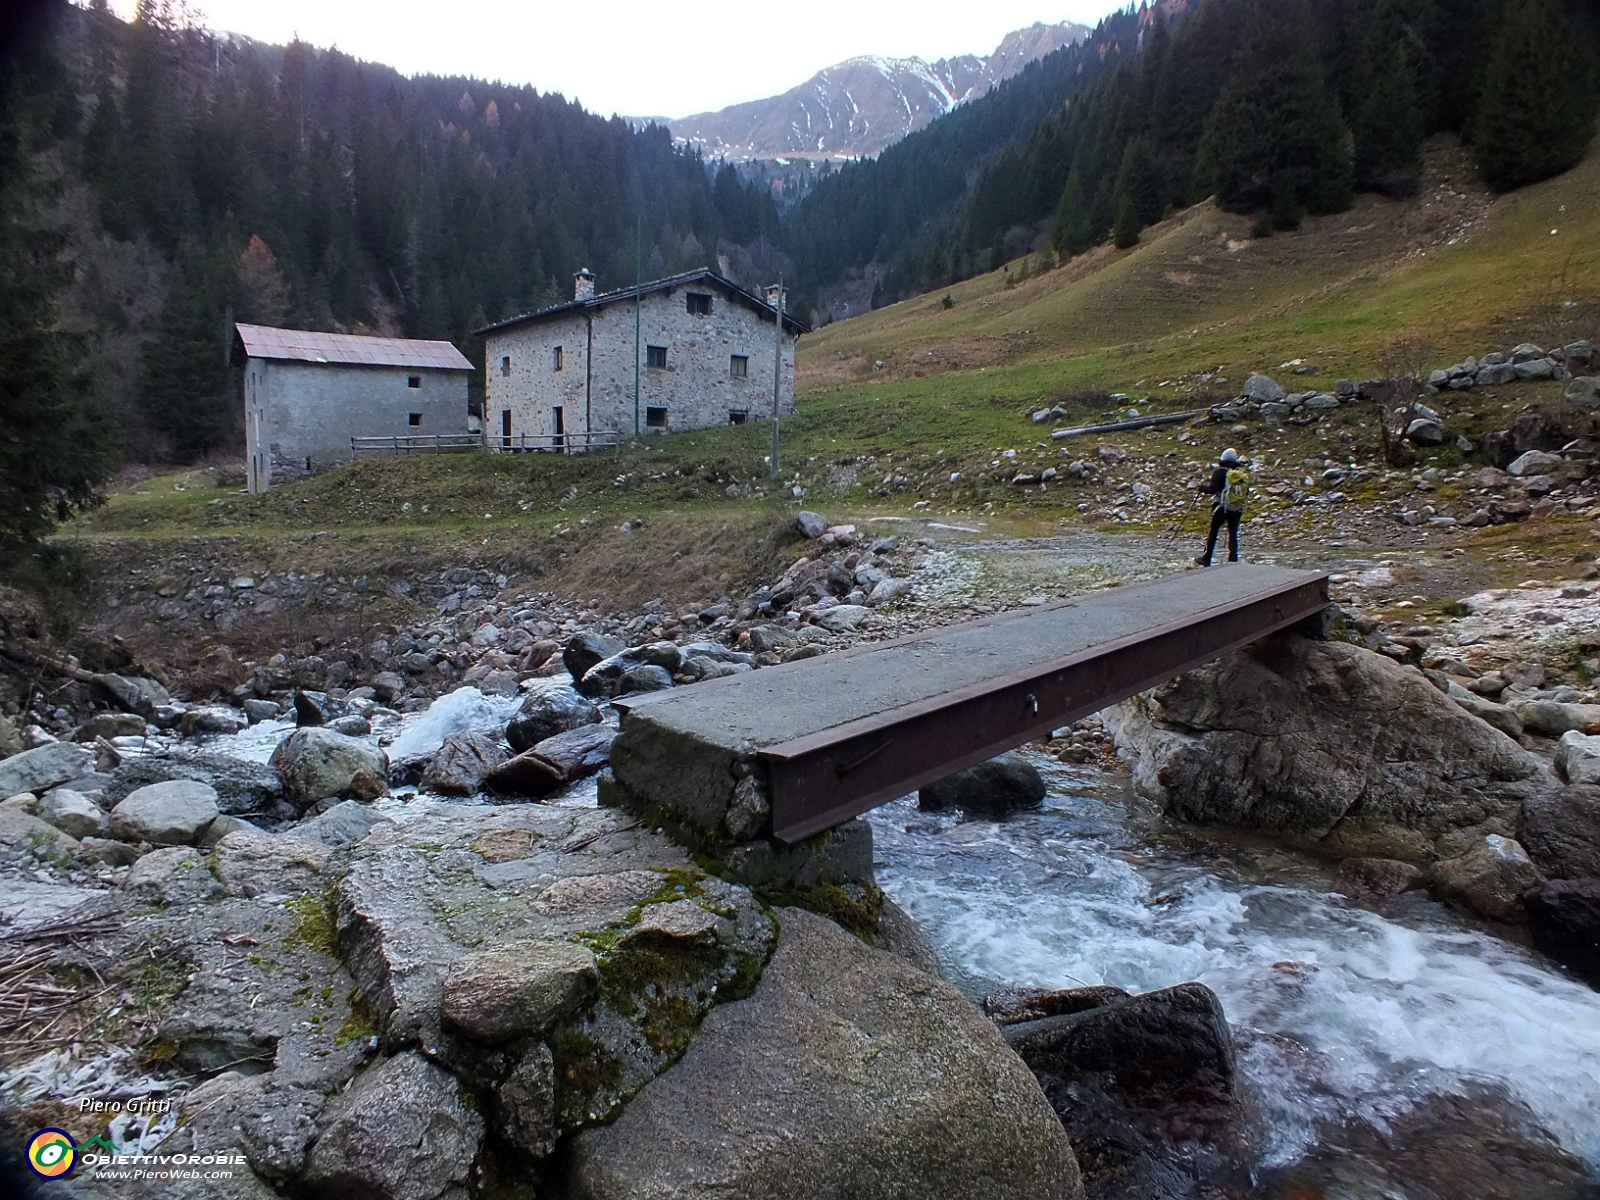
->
633, 213, 641, 438
770, 275, 782, 480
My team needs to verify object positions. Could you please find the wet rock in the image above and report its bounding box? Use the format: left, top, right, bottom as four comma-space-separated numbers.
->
566, 907, 1081, 1200
1428, 835, 1545, 922
0, 741, 90, 797
441, 941, 598, 1043
579, 642, 683, 698
1525, 879, 1600, 988
618, 663, 674, 694
180, 705, 250, 736
270, 727, 388, 810
293, 689, 339, 726
875, 896, 943, 978
370, 671, 407, 703
485, 724, 616, 798
90, 672, 171, 718
1336, 856, 1425, 898
124, 845, 216, 904
505, 687, 603, 753
1555, 732, 1600, 785
495, 1043, 558, 1159
985, 985, 1133, 1026
1521, 784, 1600, 880
421, 731, 507, 795
302, 1051, 483, 1200
212, 829, 329, 897
327, 714, 372, 737
71, 712, 148, 742
295, 799, 394, 848
107, 753, 281, 816
110, 780, 220, 845
564, 630, 626, 683
1108, 634, 1550, 862
36, 788, 109, 838
1512, 700, 1600, 739
919, 752, 1046, 818
794, 510, 828, 539
242, 698, 281, 724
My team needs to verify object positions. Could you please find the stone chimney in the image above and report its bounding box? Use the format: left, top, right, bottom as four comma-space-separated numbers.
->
574, 268, 595, 301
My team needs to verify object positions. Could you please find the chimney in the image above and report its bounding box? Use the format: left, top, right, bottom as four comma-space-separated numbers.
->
574, 268, 595, 301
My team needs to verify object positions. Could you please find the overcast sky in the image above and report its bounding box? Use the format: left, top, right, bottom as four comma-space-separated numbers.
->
103, 0, 1123, 119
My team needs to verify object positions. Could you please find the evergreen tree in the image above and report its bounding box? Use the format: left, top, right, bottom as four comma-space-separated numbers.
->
1473, 0, 1598, 192
137, 241, 235, 459
1115, 136, 1167, 225
1351, 0, 1426, 194
0, 0, 118, 549
1051, 164, 1097, 257
1112, 194, 1142, 248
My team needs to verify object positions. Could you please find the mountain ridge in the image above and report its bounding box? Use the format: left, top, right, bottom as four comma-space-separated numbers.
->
667, 20, 1092, 161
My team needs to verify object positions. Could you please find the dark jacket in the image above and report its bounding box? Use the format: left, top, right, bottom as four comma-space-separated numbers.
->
1200, 465, 1229, 506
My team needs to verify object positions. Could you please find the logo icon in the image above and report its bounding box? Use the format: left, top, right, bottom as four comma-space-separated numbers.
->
26, 1129, 76, 1179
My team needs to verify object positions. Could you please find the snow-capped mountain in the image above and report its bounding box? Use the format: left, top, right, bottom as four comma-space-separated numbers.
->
668, 21, 1092, 161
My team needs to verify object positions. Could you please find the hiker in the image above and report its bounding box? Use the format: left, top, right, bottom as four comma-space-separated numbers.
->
1193, 448, 1249, 566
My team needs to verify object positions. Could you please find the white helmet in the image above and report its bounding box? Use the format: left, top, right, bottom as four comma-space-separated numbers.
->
1220, 448, 1240, 465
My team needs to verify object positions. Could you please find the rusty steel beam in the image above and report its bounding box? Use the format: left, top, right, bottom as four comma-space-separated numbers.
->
761, 573, 1329, 844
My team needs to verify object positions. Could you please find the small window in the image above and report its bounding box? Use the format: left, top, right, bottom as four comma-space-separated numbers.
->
646, 345, 667, 369
407, 375, 421, 388
408, 413, 422, 427
687, 292, 712, 315
730, 354, 748, 378
501, 355, 510, 376
645, 406, 668, 428
728, 409, 748, 425
553, 346, 563, 371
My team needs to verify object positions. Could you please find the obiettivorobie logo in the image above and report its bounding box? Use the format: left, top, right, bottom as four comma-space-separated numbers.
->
26, 1130, 245, 1181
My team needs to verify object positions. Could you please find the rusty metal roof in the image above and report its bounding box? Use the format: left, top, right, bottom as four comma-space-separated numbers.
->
234, 324, 473, 371
474, 268, 810, 338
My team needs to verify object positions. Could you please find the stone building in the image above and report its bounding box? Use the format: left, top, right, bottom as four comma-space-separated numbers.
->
234, 324, 473, 492
476, 268, 807, 449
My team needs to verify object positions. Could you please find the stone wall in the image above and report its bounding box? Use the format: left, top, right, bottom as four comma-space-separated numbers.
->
483, 282, 796, 449
244, 359, 470, 490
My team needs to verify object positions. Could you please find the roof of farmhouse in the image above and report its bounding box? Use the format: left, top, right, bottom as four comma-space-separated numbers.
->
234, 324, 474, 372
474, 268, 810, 338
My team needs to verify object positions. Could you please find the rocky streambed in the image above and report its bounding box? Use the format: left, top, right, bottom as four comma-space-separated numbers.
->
5, 522, 1600, 1198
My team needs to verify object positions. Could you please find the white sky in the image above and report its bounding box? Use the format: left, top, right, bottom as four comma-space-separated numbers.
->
104, 0, 1123, 119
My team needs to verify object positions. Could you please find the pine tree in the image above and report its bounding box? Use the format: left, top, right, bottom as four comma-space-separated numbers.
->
1112, 194, 1142, 248
1351, 0, 1426, 194
1114, 137, 1167, 225
137, 241, 236, 459
1051, 164, 1097, 257
1473, 0, 1599, 192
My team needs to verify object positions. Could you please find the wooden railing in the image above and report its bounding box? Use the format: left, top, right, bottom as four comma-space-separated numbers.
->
350, 430, 623, 457
493, 430, 623, 454
350, 434, 483, 456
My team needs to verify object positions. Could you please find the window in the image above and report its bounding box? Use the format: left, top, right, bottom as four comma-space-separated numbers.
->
408, 413, 422, 427
501, 356, 510, 376
728, 409, 748, 425
407, 376, 421, 388
646, 345, 667, 369
553, 346, 563, 371
730, 354, 748, 378
501, 409, 511, 450
552, 405, 564, 449
687, 292, 712, 315
646, 406, 668, 428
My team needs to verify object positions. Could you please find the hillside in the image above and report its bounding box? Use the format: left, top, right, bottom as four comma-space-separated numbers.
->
667, 21, 1091, 161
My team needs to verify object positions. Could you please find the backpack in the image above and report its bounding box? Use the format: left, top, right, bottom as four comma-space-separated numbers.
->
1220, 467, 1250, 511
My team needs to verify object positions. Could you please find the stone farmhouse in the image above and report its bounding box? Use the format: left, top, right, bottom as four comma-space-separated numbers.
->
477, 268, 808, 449
234, 324, 473, 493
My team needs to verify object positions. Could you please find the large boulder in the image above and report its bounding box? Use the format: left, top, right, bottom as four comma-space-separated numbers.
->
295, 799, 394, 848
919, 752, 1046, 818
564, 630, 625, 684
485, 724, 616, 798
565, 907, 1081, 1200
420, 731, 506, 795
441, 941, 598, 1043
1427, 835, 1545, 922
1525, 880, 1600, 989
579, 642, 683, 699
109, 780, 220, 845
37, 788, 108, 839
506, 687, 602, 753
0, 741, 90, 798
107, 752, 282, 815
1521, 784, 1600, 880
123, 844, 215, 904
270, 727, 388, 810
795, 510, 829, 539
1106, 634, 1550, 862
90, 671, 172, 717
1243, 373, 1286, 404
302, 1051, 483, 1200
212, 829, 329, 897
1555, 732, 1600, 784
1513, 700, 1600, 739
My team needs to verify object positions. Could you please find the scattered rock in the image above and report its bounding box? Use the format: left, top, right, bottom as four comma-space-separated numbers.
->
495, 1043, 558, 1159
1507, 449, 1564, 476
1243, 373, 1286, 404
1525, 879, 1600, 989
794, 510, 828, 539
421, 732, 507, 795
919, 752, 1046, 818
0, 741, 90, 798
71, 712, 148, 742
441, 941, 599, 1043
295, 799, 394, 848
36, 788, 108, 838
506, 687, 601, 753
1521, 784, 1600, 880
485, 725, 616, 798
1512, 699, 1600, 739
371, 671, 407, 703
180, 706, 250, 737
270, 727, 389, 811
1556, 732, 1600, 785
124, 845, 216, 904
109, 780, 220, 845
90, 672, 172, 718
565, 907, 1081, 1200
564, 630, 626, 683
1428, 835, 1545, 922
212, 829, 329, 896
1335, 857, 1425, 899
302, 1051, 484, 1200
812, 603, 871, 633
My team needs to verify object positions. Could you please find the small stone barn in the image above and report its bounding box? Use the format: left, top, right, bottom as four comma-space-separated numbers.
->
234, 324, 473, 492
476, 268, 808, 449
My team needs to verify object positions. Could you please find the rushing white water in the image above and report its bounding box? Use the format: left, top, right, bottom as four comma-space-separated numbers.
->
384, 685, 525, 762
868, 756, 1600, 1171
